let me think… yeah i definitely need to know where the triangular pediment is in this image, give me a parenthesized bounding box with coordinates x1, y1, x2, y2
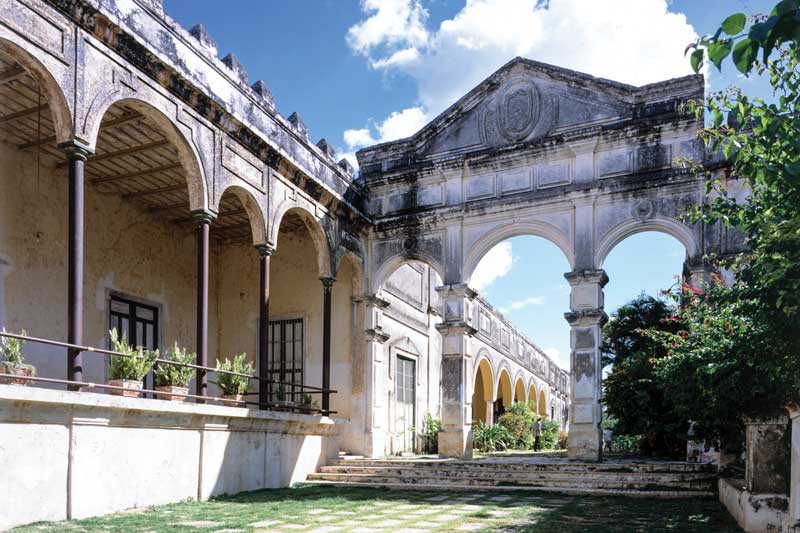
(410, 58, 651, 159)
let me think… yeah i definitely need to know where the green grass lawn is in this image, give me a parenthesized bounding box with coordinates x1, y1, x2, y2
(13, 485, 741, 532)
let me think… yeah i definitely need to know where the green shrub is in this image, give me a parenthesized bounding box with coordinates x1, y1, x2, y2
(214, 353, 254, 395)
(0, 328, 35, 374)
(421, 413, 442, 454)
(558, 430, 569, 450)
(153, 342, 195, 388)
(497, 401, 537, 449)
(473, 421, 513, 452)
(540, 419, 561, 450)
(108, 328, 156, 381)
(611, 434, 642, 454)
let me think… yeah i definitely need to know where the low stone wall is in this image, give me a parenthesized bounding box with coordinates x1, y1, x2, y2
(719, 478, 789, 532)
(0, 385, 340, 530)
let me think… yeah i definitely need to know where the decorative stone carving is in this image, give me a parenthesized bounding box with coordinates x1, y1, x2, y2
(480, 77, 557, 149)
(632, 199, 655, 221)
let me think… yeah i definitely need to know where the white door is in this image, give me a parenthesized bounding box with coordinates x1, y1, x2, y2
(395, 356, 416, 453)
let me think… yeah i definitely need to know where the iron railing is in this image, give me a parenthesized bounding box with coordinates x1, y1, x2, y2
(0, 331, 336, 415)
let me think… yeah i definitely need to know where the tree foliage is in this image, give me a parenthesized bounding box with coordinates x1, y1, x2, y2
(601, 295, 688, 457)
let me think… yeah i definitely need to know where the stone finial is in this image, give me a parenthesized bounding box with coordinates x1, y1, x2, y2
(288, 112, 308, 138)
(338, 157, 355, 177)
(251, 80, 275, 110)
(316, 139, 336, 159)
(189, 24, 218, 55)
(222, 53, 248, 85)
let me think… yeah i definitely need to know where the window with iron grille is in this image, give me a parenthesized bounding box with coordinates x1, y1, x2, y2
(108, 294, 159, 394)
(267, 318, 304, 402)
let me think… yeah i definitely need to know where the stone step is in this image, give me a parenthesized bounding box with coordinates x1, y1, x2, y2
(333, 459, 716, 474)
(318, 465, 716, 483)
(306, 472, 714, 491)
(298, 480, 717, 499)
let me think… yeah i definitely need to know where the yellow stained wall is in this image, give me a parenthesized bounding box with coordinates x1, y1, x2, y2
(0, 142, 209, 385)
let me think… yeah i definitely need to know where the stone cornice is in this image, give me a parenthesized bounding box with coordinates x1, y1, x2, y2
(435, 321, 477, 337)
(564, 308, 608, 327)
(564, 269, 609, 287)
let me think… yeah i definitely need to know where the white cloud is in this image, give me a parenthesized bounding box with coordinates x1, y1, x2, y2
(344, 0, 699, 154)
(469, 241, 513, 292)
(499, 295, 545, 314)
(544, 347, 569, 370)
(341, 106, 430, 166)
(346, 0, 429, 68)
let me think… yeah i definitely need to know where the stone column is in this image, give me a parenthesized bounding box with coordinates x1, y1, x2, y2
(59, 142, 91, 388)
(256, 244, 274, 409)
(321, 277, 336, 414)
(193, 210, 214, 400)
(787, 404, 800, 531)
(363, 295, 390, 457)
(435, 283, 477, 458)
(485, 400, 494, 426)
(744, 416, 791, 494)
(564, 269, 608, 462)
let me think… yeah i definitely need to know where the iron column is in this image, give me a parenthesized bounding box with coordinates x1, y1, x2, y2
(321, 277, 336, 414)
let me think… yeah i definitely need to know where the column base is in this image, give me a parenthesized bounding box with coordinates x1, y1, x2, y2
(567, 424, 602, 462)
(438, 426, 473, 459)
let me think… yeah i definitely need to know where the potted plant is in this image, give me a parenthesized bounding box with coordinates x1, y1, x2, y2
(0, 329, 35, 386)
(299, 392, 317, 412)
(274, 383, 292, 411)
(108, 328, 156, 397)
(153, 342, 195, 401)
(214, 353, 253, 407)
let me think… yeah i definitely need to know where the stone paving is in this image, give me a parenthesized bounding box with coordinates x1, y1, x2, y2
(12, 485, 741, 532)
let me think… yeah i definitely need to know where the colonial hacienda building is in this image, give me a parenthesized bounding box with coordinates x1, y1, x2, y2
(0, 0, 748, 529)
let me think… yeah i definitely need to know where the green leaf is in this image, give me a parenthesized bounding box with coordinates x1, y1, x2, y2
(690, 49, 704, 73)
(749, 16, 778, 43)
(732, 38, 758, 74)
(785, 162, 800, 177)
(720, 13, 747, 35)
(707, 39, 733, 70)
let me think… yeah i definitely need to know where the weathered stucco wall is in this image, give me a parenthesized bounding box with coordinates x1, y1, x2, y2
(0, 384, 340, 531)
(0, 142, 206, 384)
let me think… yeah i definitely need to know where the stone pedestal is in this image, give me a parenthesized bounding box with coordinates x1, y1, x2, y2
(564, 269, 607, 462)
(745, 416, 790, 494)
(435, 284, 477, 458)
(787, 405, 800, 532)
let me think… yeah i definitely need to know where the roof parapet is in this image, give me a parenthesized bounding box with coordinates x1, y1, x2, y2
(222, 53, 248, 85)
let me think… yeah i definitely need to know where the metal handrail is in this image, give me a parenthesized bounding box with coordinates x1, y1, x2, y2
(0, 331, 335, 393)
(0, 331, 336, 412)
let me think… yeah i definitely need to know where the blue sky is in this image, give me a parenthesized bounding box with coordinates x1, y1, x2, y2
(163, 0, 776, 370)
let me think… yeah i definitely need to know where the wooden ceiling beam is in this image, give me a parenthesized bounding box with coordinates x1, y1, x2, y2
(0, 104, 48, 125)
(122, 182, 186, 198)
(90, 162, 182, 185)
(58, 139, 170, 168)
(0, 65, 25, 84)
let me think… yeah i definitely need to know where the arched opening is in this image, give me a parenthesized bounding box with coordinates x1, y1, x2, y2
(0, 42, 73, 381)
(538, 389, 547, 418)
(527, 384, 537, 411)
(471, 357, 495, 425)
(514, 376, 525, 404)
(467, 234, 572, 426)
(366, 257, 443, 456)
(496, 367, 513, 418)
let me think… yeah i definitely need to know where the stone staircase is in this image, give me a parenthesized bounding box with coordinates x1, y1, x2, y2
(304, 457, 718, 498)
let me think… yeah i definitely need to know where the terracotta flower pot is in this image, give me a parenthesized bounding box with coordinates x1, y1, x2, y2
(108, 379, 143, 397)
(156, 385, 188, 402)
(222, 394, 245, 407)
(0, 363, 34, 386)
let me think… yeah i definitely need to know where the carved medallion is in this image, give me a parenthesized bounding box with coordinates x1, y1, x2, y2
(632, 199, 655, 221)
(480, 76, 557, 149)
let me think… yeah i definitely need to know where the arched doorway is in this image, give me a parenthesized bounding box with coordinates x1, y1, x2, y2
(472, 357, 495, 425)
(538, 389, 547, 418)
(496, 368, 513, 419)
(514, 376, 525, 404)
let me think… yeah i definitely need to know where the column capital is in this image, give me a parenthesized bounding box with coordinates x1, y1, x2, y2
(353, 293, 390, 309)
(57, 140, 93, 161)
(564, 269, 608, 287)
(255, 243, 276, 257)
(435, 282, 478, 300)
(435, 321, 477, 337)
(365, 328, 390, 344)
(320, 276, 337, 289)
(191, 209, 216, 224)
(564, 308, 608, 326)
(787, 402, 800, 420)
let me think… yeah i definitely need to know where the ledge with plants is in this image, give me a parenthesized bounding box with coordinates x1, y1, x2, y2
(0, 328, 36, 386)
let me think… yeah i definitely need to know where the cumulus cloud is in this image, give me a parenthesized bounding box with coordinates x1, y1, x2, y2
(469, 241, 513, 292)
(544, 347, 569, 370)
(343, 0, 699, 159)
(499, 295, 546, 314)
(341, 106, 430, 167)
